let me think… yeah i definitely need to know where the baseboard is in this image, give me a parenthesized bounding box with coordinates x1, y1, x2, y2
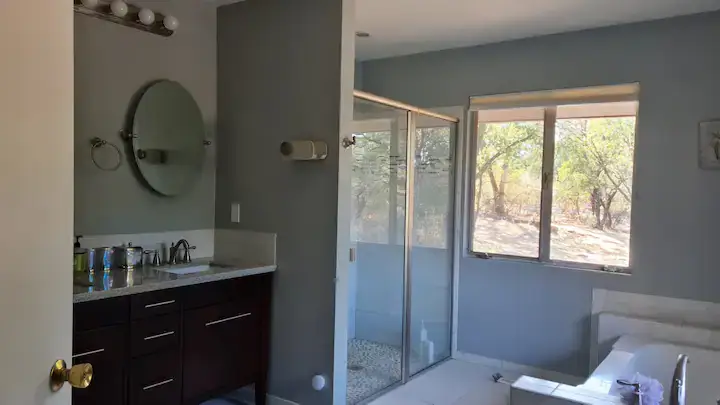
(225, 387, 300, 405)
(453, 351, 585, 386)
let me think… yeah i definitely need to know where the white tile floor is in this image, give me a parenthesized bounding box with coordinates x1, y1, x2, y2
(368, 359, 514, 405)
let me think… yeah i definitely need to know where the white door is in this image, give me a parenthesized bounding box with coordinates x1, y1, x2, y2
(0, 1, 74, 404)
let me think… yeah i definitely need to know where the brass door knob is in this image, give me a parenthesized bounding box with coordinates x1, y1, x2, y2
(49, 359, 93, 392)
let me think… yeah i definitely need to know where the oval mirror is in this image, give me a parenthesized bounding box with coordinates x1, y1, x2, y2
(127, 80, 206, 196)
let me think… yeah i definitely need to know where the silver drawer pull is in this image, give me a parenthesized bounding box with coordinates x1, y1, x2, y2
(71, 348, 105, 359)
(205, 312, 251, 327)
(142, 378, 174, 391)
(143, 331, 175, 341)
(144, 300, 175, 308)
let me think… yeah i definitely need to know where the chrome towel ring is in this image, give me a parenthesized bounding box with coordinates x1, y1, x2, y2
(90, 137, 122, 171)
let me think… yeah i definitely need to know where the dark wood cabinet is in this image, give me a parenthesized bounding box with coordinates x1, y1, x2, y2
(183, 301, 260, 404)
(72, 272, 273, 405)
(130, 313, 181, 358)
(129, 349, 182, 405)
(72, 324, 127, 405)
(130, 288, 182, 320)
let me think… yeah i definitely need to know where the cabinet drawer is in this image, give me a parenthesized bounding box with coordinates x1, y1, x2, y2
(181, 278, 236, 309)
(72, 325, 127, 405)
(74, 295, 129, 332)
(131, 288, 181, 320)
(182, 274, 266, 310)
(131, 313, 180, 358)
(130, 349, 181, 405)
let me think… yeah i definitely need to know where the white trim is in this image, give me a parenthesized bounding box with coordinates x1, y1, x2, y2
(454, 351, 585, 387)
(466, 94, 638, 272)
(333, 7, 356, 403)
(450, 105, 470, 358)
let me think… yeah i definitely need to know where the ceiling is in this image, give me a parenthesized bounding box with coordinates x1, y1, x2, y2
(355, 0, 720, 60)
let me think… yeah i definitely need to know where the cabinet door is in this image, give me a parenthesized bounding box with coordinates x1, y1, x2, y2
(182, 301, 259, 404)
(72, 325, 127, 405)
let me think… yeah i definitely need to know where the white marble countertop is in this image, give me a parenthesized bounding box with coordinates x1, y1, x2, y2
(73, 258, 276, 303)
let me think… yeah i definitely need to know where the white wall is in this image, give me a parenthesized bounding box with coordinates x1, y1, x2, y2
(0, 0, 74, 403)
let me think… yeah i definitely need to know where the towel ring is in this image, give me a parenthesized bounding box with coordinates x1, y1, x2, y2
(90, 137, 122, 171)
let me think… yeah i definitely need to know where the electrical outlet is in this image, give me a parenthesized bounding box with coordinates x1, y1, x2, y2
(231, 202, 241, 223)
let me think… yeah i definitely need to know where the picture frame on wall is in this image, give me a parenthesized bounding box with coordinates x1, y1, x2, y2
(699, 120, 720, 169)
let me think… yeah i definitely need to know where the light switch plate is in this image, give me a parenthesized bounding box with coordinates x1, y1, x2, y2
(231, 202, 241, 223)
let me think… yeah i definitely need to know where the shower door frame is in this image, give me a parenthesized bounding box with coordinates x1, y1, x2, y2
(352, 90, 460, 399)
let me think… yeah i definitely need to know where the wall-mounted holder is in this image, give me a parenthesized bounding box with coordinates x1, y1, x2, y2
(280, 140, 328, 161)
(90, 137, 122, 171)
(73, 0, 178, 37)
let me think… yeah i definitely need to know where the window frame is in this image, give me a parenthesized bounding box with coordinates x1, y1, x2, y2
(465, 87, 639, 274)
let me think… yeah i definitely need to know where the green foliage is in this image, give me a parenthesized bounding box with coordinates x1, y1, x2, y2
(475, 121, 543, 217)
(475, 116, 635, 230)
(351, 131, 395, 243)
(351, 125, 453, 247)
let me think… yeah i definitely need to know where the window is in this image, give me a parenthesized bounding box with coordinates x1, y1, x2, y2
(468, 84, 638, 272)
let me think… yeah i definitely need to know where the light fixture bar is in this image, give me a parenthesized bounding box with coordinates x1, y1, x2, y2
(73, 0, 178, 37)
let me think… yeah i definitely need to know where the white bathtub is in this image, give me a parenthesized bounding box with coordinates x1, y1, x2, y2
(581, 336, 720, 405)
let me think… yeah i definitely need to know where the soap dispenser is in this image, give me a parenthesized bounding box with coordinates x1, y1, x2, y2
(73, 235, 89, 272)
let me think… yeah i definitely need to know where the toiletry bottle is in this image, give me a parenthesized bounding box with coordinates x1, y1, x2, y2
(420, 320, 430, 365)
(73, 235, 89, 272)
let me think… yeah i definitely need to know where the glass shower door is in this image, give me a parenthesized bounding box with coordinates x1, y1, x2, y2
(408, 113, 455, 375)
(348, 97, 407, 404)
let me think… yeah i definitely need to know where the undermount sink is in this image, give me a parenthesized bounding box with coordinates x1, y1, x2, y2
(158, 264, 211, 275)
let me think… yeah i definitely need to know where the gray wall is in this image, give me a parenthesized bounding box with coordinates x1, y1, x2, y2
(360, 12, 720, 377)
(74, 0, 217, 235)
(216, 0, 354, 403)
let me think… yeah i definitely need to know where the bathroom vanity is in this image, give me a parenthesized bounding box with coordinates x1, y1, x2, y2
(70, 48, 279, 404)
(72, 263, 274, 405)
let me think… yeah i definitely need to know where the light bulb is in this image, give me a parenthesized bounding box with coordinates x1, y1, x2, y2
(163, 15, 179, 31)
(110, 0, 128, 18)
(138, 8, 155, 25)
(80, 0, 99, 9)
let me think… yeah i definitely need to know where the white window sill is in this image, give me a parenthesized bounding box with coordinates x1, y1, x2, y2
(465, 252, 632, 276)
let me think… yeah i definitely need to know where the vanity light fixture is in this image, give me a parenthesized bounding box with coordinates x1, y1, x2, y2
(163, 15, 179, 31)
(73, 0, 177, 37)
(109, 0, 128, 17)
(138, 8, 155, 25)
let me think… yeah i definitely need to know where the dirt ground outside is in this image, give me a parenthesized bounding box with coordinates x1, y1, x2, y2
(472, 216, 630, 268)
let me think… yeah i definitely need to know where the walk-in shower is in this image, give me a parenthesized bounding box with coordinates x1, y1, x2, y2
(347, 90, 458, 404)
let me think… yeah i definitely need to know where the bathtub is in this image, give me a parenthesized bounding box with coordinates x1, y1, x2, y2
(581, 336, 720, 404)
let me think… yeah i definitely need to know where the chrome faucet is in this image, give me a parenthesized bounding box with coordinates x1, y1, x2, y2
(169, 239, 196, 265)
(616, 380, 643, 405)
(670, 354, 688, 405)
